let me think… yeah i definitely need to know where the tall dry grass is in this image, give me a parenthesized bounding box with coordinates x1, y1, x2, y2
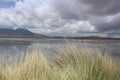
(0, 45, 120, 80)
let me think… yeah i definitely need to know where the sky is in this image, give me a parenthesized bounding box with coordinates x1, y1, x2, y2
(0, 0, 120, 37)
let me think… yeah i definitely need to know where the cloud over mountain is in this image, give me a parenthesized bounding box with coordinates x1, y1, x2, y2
(0, 0, 120, 36)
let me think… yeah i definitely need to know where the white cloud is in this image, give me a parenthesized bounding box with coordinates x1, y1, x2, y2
(0, 0, 119, 36)
(56, 21, 95, 33)
(0, 0, 95, 34)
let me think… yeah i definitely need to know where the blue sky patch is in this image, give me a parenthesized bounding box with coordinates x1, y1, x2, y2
(0, 1, 15, 8)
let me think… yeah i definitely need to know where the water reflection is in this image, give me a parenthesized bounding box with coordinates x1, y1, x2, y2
(0, 38, 120, 59)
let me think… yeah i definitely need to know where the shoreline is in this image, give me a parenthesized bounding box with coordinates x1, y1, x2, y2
(0, 37, 120, 40)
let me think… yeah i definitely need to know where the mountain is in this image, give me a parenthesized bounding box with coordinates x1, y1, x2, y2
(0, 28, 35, 35)
(0, 28, 48, 38)
(0, 28, 119, 40)
(15, 28, 35, 35)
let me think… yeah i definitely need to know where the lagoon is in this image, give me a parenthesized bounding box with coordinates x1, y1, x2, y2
(0, 38, 120, 59)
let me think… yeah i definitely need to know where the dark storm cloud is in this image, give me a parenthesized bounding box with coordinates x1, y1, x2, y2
(79, 0, 115, 16)
(49, 0, 120, 33)
(91, 13, 120, 32)
(80, 0, 120, 16)
(49, 0, 89, 20)
(51, 0, 120, 18)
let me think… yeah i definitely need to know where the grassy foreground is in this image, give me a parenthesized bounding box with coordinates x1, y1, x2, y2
(0, 45, 120, 80)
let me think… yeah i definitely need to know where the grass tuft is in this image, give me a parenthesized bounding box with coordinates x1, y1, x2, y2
(0, 45, 120, 80)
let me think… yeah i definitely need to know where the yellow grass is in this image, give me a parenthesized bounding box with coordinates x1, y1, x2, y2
(0, 44, 120, 80)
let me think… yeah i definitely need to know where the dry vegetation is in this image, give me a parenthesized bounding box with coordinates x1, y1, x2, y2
(0, 44, 120, 80)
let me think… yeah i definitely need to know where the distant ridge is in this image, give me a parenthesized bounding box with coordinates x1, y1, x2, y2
(0, 28, 120, 40)
(0, 28, 34, 35)
(0, 28, 48, 38)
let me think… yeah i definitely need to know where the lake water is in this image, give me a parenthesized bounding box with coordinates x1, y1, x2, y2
(0, 38, 120, 59)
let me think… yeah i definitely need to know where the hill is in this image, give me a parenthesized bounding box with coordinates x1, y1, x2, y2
(0, 28, 119, 40)
(0, 28, 48, 38)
